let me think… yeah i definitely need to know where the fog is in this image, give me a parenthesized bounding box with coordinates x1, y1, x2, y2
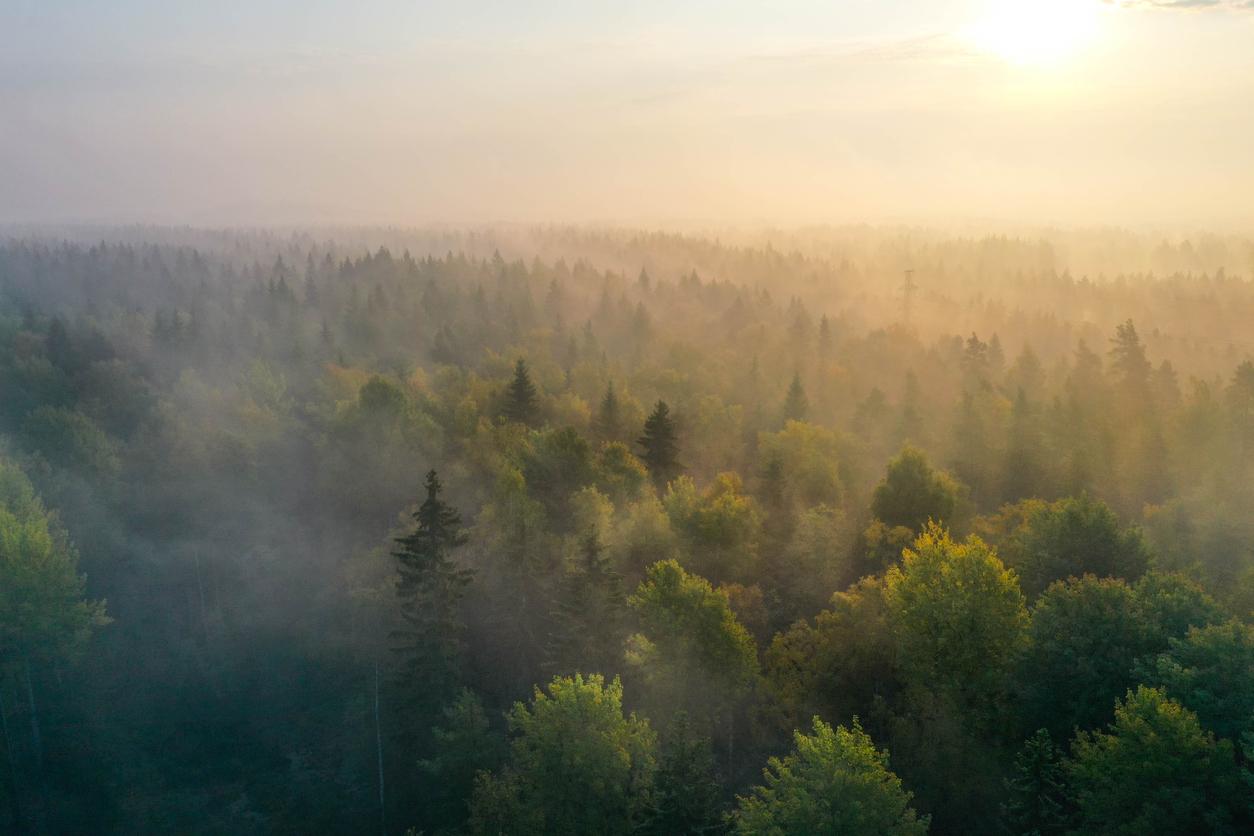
(4, 1, 1253, 229)
(3, 3, 1254, 835)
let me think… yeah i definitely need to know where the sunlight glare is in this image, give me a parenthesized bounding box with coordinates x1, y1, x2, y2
(964, 0, 1102, 67)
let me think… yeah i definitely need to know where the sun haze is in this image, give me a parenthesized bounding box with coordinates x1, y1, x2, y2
(2, 1, 1252, 228)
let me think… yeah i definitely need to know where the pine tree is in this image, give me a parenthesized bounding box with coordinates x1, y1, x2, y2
(547, 529, 627, 676)
(1002, 729, 1070, 836)
(593, 380, 622, 442)
(646, 714, 726, 835)
(817, 315, 832, 357)
(503, 358, 540, 426)
(782, 372, 808, 423)
(392, 470, 473, 704)
(1109, 319, 1151, 402)
(639, 400, 681, 491)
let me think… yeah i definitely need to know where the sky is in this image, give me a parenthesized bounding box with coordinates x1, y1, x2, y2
(2, 0, 1253, 229)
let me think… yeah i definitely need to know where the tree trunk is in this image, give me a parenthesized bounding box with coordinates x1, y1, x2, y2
(22, 660, 41, 775)
(374, 660, 386, 836)
(0, 683, 24, 831)
(22, 657, 47, 832)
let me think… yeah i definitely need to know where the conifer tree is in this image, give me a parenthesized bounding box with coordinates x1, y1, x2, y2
(639, 400, 681, 491)
(547, 528, 627, 676)
(1003, 729, 1070, 836)
(392, 470, 472, 703)
(503, 358, 540, 426)
(782, 372, 808, 423)
(593, 380, 622, 442)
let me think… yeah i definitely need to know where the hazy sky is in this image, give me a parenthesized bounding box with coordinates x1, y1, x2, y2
(3, 1, 1252, 228)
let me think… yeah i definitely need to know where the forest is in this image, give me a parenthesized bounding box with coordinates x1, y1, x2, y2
(0, 224, 1252, 835)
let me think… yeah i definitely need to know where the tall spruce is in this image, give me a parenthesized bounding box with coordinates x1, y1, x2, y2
(1002, 729, 1070, 836)
(503, 358, 540, 426)
(593, 380, 622, 442)
(639, 400, 681, 491)
(392, 470, 472, 703)
(547, 529, 627, 676)
(782, 372, 809, 423)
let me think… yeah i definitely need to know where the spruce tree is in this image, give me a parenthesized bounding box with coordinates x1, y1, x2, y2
(782, 372, 808, 423)
(593, 380, 622, 442)
(392, 470, 473, 704)
(503, 358, 540, 426)
(1003, 729, 1070, 836)
(639, 400, 681, 491)
(547, 529, 627, 676)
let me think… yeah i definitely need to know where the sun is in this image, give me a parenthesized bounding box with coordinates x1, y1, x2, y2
(963, 0, 1102, 67)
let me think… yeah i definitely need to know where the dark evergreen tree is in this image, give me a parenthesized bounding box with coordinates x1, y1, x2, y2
(639, 400, 681, 491)
(547, 529, 627, 676)
(646, 714, 727, 835)
(593, 380, 622, 442)
(392, 470, 473, 705)
(503, 357, 540, 426)
(1002, 729, 1070, 836)
(782, 372, 808, 423)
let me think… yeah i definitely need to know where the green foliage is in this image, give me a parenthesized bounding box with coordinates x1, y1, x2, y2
(593, 380, 622, 442)
(593, 441, 648, 504)
(764, 576, 897, 734)
(628, 560, 758, 722)
(1141, 620, 1254, 744)
(1002, 729, 1070, 836)
(468, 674, 657, 836)
(546, 528, 628, 677)
(0, 457, 109, 664)
(645, 714, 728, 835)
(1066, 686, 1243, 835)
(392, 470, 472, 704)
(734, 717, 928, 836)
(871, 446, 960, 532)
(664, 473, 762, 582)
(418, 689, 506, 833)
(503, 358, 540, 427)
(21, 406, 119, 475)
(638, 400, 681, 491)
(782, 372, 808, 423)
(884, 524, 1027, 713)
(1014, 575, 1154, 739)
(984, 494, 1151, 598)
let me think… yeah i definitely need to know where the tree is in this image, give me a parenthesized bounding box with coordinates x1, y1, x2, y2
(503, 358, 540, 426)
(884, 524, 1026, 713)
(764, 576, 898, 735)
(418, 689, 506, 834)
(1066, 687, 1242, 835)
(663, 473, 762, 583)
(639, 400, 681, 491)
(0, 457, 109, 825)
(1013, 575, 1155, 740)
(1002, 388, 1047, 504)
(1108, 319, 1152, 407)
(593, 380, 622, 442)
(1015, 572, 1225, 741)
(468, 674, 657, 836)
(871, 446, 960, 532)
(645, 714, 727, 836)
(546, 528, 628, 677)
(734, 717, 928, 836)
(627, 560, 758, 748)
(1141, 620, 1254, 744)
(782, 372, 808, 423)
(1002, 729, 1070, 836)
(986, 494, 1151, 599)
(392, 470, 472, 705)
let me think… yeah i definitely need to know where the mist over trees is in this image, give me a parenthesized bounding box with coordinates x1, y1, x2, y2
(0, 225, 1252, 833)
